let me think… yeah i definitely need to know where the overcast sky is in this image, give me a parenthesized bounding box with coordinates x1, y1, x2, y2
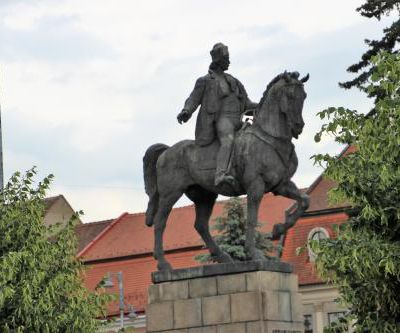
(0, 0, 387, 222)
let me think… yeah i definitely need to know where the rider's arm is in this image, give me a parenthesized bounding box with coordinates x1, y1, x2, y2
(182, 77, 206, 115)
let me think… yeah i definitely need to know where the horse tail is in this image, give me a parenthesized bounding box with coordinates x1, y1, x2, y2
(143, 143, 169, 227)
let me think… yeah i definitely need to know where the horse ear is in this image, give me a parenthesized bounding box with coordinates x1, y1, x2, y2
(300, 73, 310, 83)
(283, 71, 290, 83)
(292, 72, 300, 79)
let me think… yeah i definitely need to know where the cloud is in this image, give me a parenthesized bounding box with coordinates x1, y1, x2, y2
(0, 15, 115, 62)
(0, 0, 385, 221)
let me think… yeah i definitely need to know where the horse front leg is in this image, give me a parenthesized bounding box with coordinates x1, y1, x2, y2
(270, 181, 310, 240)
(245, 178, 265, 261)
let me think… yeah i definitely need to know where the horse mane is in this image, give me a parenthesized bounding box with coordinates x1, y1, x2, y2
(256, 71, 299, 114)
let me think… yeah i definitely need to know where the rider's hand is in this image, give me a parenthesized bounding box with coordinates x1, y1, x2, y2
(177, 110, 191, 124)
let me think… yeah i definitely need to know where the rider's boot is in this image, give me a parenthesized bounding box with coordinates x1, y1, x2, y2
(214, 140, 236, 186)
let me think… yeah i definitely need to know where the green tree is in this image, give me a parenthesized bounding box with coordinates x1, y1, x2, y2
(340, 1, 400, 101)
(195, 197, 274, 263)
(0, 168, 113, 332)
(311, 52, 400, 332)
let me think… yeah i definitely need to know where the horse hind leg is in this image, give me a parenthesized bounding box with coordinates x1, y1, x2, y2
(270, 180, 310, 240)
(153, 191, 183, 271)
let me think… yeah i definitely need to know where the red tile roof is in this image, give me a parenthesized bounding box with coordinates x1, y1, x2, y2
(84, 249, 206, 314)
(305, 176, 347, 212)
(281, 212, 348, 285)
(78, 193, 297, 261)
(75, 219, 113, 252)
(303, 144, 356, 213)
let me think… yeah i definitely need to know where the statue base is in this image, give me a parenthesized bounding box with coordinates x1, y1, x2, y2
(146, 261, 304, 333)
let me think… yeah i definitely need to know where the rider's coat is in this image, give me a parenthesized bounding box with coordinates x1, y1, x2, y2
(183, 70, 255, 146)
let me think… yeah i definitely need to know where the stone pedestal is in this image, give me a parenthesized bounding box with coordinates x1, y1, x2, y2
(146, 261, 304, 333)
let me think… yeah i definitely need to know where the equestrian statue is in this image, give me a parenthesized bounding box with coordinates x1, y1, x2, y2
(143, 43, 310, 271)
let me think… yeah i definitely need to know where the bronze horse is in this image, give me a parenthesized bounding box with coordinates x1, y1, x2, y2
(143, 71, 310, 271)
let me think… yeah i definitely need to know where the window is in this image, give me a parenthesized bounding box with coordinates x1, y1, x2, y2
(328, 311, 346, 325)
(307, 227, 330, 261)
(304, 314, 313, 333)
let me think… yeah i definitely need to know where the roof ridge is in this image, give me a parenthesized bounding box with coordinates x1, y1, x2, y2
(44, 194, 62, 200)
(82, 218, 114, 226)
(77, 212, 129, 258)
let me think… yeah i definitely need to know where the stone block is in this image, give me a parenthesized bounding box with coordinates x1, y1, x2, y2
(174, 298, 202, 329)
(146, 301, 174, 332)
(162, 330, 188, 333)
(262, 291, 279, 321)
(290, 292, 303, 322)
(217, 274, 246, 294)
(189, 277, 217, 298)
(159, 280, 189, 301)
(264, 320, 304, 333)
(247, 271, 298, 293)
(231, 292, 261, 322)
(246, 271, 278, 292)
(217, 323, 246, 333)
(246, 321, 264, 333)
(148, 284, 160, 304)
(280, 273, 298, 291)
(263, 291, 292, 322)
(278, 291, 291, 322)
(202, 295, 231, 325)
(152, 260, 292, 284)
(188, 327, 217, 333)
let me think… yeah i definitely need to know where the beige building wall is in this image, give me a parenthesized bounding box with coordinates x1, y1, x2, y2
(300, 284, 347, 333)
(43, 195, 81, 227)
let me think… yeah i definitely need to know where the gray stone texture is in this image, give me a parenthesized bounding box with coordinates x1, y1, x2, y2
(217, 323, 246, 333)
(189, 277, 217, 298)
(246, 321, 264, 333)
(246, 271, 297, 292)
(202, 295, 231, 325)
(264, 320, 304, 333)
(160, 280, 189, 301)
(146, 301, 174, 332)
(152, 260, 292, 284)
(217, 274, 246, 295)
(290, 292, 304, 323)
(146, 270, 303, 333)
(231, 292, 261, 322)
(174, 298, 202, 329)
(188, 327, 217, 333)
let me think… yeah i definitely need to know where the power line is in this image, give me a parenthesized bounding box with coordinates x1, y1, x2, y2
(57, 184, 143, 191)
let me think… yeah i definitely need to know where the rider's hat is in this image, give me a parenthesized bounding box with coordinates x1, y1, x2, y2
(210, 43, 228, 61)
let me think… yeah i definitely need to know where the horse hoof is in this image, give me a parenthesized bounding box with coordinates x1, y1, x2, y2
(215, 252, 234, 264)
(158, 261, 173, 271)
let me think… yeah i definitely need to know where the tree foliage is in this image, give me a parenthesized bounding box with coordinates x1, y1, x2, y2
(195, 197, 274, 263)
(312, 52, 400, 332)
(0, 168, 112, 332)
(340, 0, 400, 100)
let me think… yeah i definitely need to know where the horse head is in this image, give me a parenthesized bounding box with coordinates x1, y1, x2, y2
(255, 71, 309, 140)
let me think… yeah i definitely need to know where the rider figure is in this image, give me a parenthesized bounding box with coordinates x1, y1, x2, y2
(177, 43, 257, 186)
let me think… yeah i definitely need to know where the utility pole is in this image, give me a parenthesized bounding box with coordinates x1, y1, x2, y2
(0, 70, 4, 190)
